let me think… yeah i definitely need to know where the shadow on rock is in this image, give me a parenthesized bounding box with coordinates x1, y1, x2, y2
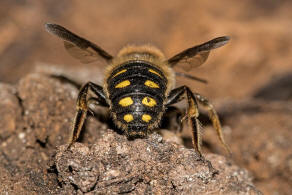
(253, 72, 292, 101)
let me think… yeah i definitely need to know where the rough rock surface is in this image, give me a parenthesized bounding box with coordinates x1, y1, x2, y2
(218, 99, 292, 195)
(0, 73, 262, 194)
(55, 131, 260, 194)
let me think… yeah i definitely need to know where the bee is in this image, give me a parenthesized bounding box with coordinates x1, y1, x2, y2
(45, 23, 231, 156)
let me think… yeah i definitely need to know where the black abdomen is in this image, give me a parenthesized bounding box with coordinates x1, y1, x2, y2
(106, 61, 167, 137)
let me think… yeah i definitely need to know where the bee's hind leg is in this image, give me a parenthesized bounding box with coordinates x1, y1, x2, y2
(193, 93, 231, 155)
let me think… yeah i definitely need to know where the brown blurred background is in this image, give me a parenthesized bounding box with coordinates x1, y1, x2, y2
(1, 0, 292, 99)
(1, 0, 292, 194)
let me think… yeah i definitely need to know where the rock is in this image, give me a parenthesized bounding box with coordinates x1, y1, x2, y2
(204, 99, 292, 194)
(0, 73, 262, 194)
(55, 130, 261, 194)
(0, 83, 22, 140)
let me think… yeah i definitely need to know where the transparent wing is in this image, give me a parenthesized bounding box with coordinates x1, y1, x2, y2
(45, 23, 113, 63)
(168, 36, 230, 71)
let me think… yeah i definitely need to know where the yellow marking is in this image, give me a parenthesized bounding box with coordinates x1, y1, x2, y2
(149, 69, 162, 78)
(142, 114, 152, 123)
(112, 69, 127, 78)
(123, 114, 134, 122)
(119, 97, 133, 107)
(142, 97, 157, 107)
(115, 80, 130, 88)
(144, 80, 159, 88)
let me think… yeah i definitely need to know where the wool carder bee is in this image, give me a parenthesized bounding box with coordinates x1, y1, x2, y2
(45, 23, 231, 156)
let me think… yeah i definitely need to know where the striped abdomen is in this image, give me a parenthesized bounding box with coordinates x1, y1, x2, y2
(106, 61, 167, 137)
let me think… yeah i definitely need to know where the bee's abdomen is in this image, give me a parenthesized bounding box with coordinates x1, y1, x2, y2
(106, 61, 167, 135)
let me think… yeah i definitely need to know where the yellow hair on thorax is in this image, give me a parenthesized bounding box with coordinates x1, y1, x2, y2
(117, 45, 165, 60)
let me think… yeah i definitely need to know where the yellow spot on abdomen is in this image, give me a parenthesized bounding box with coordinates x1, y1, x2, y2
(112, 69, 127, 78)
(123, 114, 134, 122)
(115, 80, 130, 88)
(142, 114, 152, 123)
(119, 97, 133, 107)
(144, 80, 159, 88)
(149, 69, 162, 78)
(142, 97, 157, 107)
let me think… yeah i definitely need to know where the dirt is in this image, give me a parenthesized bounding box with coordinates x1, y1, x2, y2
(0, 1, 292, 194)
(55, 132, 260, 194)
